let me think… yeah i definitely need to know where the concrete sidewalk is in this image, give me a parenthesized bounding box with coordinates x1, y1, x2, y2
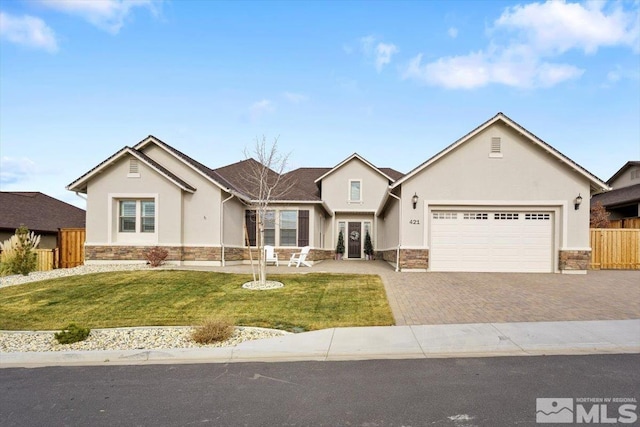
(2, 319, 638, 368)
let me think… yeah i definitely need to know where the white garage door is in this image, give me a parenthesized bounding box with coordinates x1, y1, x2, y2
(430, 210, 553, 273)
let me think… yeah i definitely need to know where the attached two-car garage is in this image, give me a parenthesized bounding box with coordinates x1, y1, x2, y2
(429, 210, 554, 273)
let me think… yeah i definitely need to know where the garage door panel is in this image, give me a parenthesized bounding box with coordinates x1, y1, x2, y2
(430, 209, 553, 273)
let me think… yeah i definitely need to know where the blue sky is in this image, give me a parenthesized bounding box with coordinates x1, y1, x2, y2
(1, 0, 639, 209)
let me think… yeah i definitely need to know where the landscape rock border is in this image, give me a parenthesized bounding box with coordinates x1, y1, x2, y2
(241, 280, 284, 290)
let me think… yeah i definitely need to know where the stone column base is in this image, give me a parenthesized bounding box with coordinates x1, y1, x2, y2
(559, 249, 590, 272)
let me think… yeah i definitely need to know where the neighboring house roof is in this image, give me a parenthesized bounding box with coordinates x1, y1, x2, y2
(606, 161, 640, 187)
(67, 146, 197, 193)
(0, 192, 85, 233)
(314, 153, 401, 184)
(391, 112, 610, 192)
(591, 183, 640, 208)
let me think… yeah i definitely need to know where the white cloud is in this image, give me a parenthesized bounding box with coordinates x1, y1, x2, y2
(38, 0, 160, 34)
(403, 51, 583, 89)
(495, 0, 639, 54)
(358, 35, 398, 72)
(403, 0, 639, 89)
(283, 92, 307, 104)
(0, 12, 58, 52)
(375, 42, 398, 72)
(249, 99, 274, 121)
(0, 157, 38, 185)
(448, 27, 458, 39)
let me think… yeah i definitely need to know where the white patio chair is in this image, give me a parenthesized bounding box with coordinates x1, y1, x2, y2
(287, 246, 312, 268)
(264, 245, 279, 266)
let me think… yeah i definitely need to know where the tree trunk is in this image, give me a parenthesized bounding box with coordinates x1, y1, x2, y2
(258, 213, 266, 285)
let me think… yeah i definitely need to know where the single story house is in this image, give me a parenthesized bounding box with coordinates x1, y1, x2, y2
(0, 192, 86, 249)
(591, 161, 640, 221)
(67, 112, 609, 273)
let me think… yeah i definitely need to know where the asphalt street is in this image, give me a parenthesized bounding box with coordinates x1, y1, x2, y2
(1, 354, 639, 426)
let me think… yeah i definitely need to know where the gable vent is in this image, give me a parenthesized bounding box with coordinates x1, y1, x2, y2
(491, 137, 501, 153)
(128, 159, 140, 177)
(489, 137, 503, 158)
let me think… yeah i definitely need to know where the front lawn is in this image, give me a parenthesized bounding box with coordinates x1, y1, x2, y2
(0, 270, 394, 331)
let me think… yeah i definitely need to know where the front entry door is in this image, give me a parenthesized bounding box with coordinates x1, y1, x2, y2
(347, 222, 361, 259)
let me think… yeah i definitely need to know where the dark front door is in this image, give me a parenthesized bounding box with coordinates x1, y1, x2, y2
(347, 222, 361, 259)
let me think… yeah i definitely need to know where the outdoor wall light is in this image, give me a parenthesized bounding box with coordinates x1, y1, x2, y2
(574, 193, 583, 210)
(412, 193, 419, 209)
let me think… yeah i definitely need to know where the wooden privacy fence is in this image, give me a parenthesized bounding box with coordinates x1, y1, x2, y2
(590, 228, 640, 270)
(0, 249, 56, 271)
(58, 228, 86, 268)
(609, 218, 640, 229)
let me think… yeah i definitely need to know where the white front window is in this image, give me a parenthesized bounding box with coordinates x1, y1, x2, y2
(279, 210, 297, 246)
(118, 199, 155, 234)
(264, 210, 275, 246)
(349, 180, 362, 202)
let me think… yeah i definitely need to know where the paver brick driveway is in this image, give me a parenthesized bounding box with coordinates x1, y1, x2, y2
(379, 268, 640, 325)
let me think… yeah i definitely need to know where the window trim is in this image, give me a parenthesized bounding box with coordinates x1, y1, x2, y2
(279, 210, 298, 247)
(245, 208, 309, 248)
(348, 179, 362, 203)
(108, 193, 158, 244)
(263, 210, 276, 246)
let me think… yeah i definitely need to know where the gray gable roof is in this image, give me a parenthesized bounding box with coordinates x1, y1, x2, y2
(391, 112, 609, 192)
(0, 192, 85, 233)
(591, 183, 640, 208)
(67, 146, 197, 193)
(69, 135, 404, 203)
(606, 161, 640, 186)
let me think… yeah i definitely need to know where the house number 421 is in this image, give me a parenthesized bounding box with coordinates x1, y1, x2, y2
(409, 219, 420, 225)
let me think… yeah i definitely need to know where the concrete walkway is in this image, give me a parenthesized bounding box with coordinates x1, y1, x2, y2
(2, 319, 638, 368)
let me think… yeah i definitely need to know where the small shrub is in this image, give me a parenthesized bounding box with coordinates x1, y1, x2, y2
(144, 246, 169, 267)
(0, 226, 40, 276)
(54, 324, 91, 344)
(191, 318, 234, 344)
(336, 231, 345, 258)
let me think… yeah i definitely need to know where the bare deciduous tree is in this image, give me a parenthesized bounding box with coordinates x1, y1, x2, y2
(590, 201, 610, 228)
(242, 136, 294, 285)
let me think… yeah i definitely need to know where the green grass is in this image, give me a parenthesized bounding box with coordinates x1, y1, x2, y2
(0, 270, 395, 331)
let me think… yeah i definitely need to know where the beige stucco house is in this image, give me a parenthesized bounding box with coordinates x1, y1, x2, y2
(67, 112, 609, 273)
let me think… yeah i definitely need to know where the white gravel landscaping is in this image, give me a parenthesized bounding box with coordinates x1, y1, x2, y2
(0, 264, 290, 353)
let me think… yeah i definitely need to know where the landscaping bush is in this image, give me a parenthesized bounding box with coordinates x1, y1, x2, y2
(336, 231, 345, 259)
(191, 318, 234, 344)
(144, 246, 169, 267)
(54, 323, 91, 344)
(364, 231, 374, 259)
(0, 226, 40, 276)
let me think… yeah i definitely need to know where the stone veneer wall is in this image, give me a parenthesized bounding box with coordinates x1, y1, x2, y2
(86, 245, 334, 264)
(377, 249, 397, 265)
(86, 246, 221, 262)
(399, 249, 429, 270)
(559, 249, 590, 271)
(223, 246, 245, 262)
(376, 248, 429, 270)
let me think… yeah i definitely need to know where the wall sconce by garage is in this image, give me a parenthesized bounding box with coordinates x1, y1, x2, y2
(412, 193, 419, 209)
(574, 193, 583, 210)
